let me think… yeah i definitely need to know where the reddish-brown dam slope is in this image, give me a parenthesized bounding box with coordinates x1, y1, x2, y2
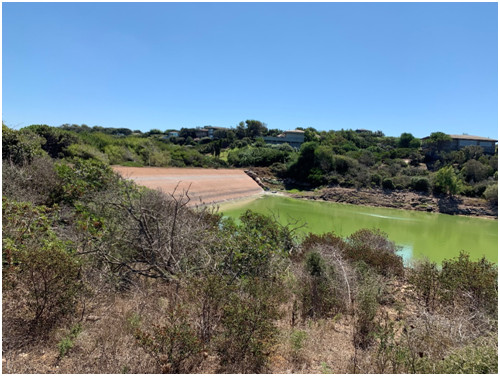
(112, 166, 263, 206)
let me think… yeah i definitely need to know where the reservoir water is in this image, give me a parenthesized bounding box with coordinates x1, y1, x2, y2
(218, 195, 498, 265)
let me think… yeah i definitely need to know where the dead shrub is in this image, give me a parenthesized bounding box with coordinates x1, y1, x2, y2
(135, 304, 202, 373)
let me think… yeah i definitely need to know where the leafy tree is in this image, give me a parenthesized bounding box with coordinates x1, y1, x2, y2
(245, 120, 267, 139)
(433, 166, 462, 197)
(398, 133, 415, 148)
(26, 124, 80, 158)
(461, 159, 490, 183)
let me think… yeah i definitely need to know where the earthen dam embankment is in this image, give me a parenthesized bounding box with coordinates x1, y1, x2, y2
(112, 166, 263, 206)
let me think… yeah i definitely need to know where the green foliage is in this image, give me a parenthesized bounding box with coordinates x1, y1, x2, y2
(2, 124, 47, 165)
(298, 251, 344, 320)
(3, 199, 82, 328)
(25, 124, 80, 159)
(302, 230, 403, 278)
(370, 173, 382, 187)
(347, 229, 404, 277)
(461, 159, 490, 183)
(216, 277, 281, 373)
(433, 166, 462, 196)
(218, 211, 294, 279)
(55, 158, 117, 204)
(434, 335, 497, 374)
(398, 133, 416, 148)
(483, 183, 498, 204)
(227, 145, 291, 167)
(290, 329, 307, 353)
(410, 176, 430, 193)
(57, 323, 82, 358)
(408, 259, 440, 310)
(440, 251, 497, 315)
(382, 178, 395, 190)
(354, 269, 381, 349)
(66, 143, 109, 163)
(409, 252, 497, 316)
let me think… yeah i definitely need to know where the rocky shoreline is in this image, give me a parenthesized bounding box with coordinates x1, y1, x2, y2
(288, 186, 497, 219)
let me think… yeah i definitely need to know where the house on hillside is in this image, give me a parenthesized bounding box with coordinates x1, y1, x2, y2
(203, 126, 228, 138)
(263, 129, 305, 148)
(194, 128, 210, 139)
(422, 134, 497, 154)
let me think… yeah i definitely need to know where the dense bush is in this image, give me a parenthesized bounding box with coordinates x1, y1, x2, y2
(3, 199, 83, 329)
(2, 125, 47, 165)
(382, 178, 395, 190)
(440, 252, 497, 315)
(227, 145, 291, 167)
(216, 277, 282, 373)
(297, 251, 347, 320)
(410, 176, 430, 193)
(483, 183, 498, 204)
(409, 252, 497, 316)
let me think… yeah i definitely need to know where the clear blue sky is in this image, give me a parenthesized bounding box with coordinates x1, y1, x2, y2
(3, 2, 498, 138)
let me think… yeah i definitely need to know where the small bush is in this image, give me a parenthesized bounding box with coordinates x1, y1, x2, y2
(408, 259, 440, 311)
(382, 178, 395, 190)
(439, 251, 497, 315)
(3, 199, 83, 329)
(347, 229, 404, 277)
(216, 278, 281, 373)
(57, 323, 82, 358)
(370, 173, 382, 187)
(354, 271, 381, 349)
(298, 251, 346, 320)
(483, 183, 498, 204)
(411, 177, 430, 193)
(434, 335, 498, 374)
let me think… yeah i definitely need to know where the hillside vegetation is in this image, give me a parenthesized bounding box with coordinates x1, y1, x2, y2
(4, 122, 497, 202)
(2, 123, 498, 373)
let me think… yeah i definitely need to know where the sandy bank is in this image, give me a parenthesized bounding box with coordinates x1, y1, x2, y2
(112, 166, 264, 206)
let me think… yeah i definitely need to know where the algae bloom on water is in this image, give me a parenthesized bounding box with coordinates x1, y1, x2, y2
(219, 195, 498, 265)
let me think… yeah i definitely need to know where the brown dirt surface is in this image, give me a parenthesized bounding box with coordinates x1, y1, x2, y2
(112, 166, 263, 206)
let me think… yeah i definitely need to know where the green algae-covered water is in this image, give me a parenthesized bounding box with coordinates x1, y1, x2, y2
(218, 195, 498, 265)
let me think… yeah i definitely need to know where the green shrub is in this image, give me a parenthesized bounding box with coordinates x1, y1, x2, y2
(439, 251, 497, 315)
(298, 251, 344, 320)
(434, 335, 497, 374)
(432, 166, 462, 197)
(55, 158, 118, 204)
(57, 323, 82, 358)
(382, 178, 395, 190)
(354, 271, 381, 349)
(3, 199, 83, 329)
(347, 229, 404, 277)
(218, 211, 294, 279)
(408, 259, 440, 310)
(66, 143, 109, 164)
(411, 177, 430, 193)
(370, 173, 382, 187)
(216, 278, 281, 373)
(2, 125, 47, 165)
(483, 183, 498, 204)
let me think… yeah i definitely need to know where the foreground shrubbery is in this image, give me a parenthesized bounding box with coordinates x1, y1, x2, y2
(2, 143, 498, 373)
